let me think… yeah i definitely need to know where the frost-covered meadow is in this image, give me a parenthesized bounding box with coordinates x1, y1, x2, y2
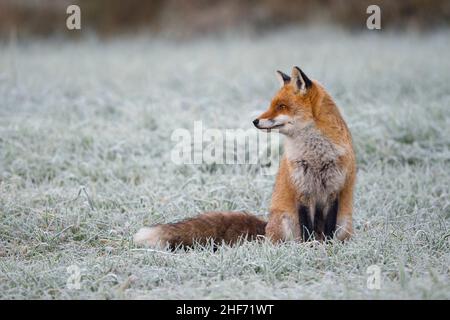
(0, 28, 449, 299)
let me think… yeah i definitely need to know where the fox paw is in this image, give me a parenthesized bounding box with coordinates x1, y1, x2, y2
(335, 217, 353, 241)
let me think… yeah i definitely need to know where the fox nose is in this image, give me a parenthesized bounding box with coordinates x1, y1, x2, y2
(253, 119, 259, 127)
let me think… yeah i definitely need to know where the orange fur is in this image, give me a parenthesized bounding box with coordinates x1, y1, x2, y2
(134, 67, 356, 248)
(258, 68, 356, 241)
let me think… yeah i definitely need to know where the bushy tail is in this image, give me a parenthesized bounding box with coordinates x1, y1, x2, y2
(134, 211, 267, 249)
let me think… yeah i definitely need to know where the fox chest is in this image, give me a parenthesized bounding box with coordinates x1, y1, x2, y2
(285, 130, 346, 202)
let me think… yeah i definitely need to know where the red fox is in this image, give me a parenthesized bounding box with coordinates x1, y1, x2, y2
(134, 66, 356, 248)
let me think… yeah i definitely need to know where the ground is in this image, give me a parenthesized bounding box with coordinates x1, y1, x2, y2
(0, 28, 449, 299)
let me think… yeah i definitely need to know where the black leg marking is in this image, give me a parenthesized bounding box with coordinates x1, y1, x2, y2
(314, 204, 325, 240)
(324, 198, 339, 239)
(299, 205, 313, 241)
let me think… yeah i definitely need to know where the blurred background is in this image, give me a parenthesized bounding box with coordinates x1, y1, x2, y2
(1, 0, 450, 39)
(1, 0, 450, 300)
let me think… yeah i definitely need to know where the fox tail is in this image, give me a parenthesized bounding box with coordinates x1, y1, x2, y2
(133, 211, 267, 249)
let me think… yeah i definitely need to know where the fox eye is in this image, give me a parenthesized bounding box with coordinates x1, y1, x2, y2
(276, 104, 287, 111)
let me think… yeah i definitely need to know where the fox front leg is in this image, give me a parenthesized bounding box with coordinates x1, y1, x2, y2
(265, 210, 300, 243)
(335, 176, 355, 241)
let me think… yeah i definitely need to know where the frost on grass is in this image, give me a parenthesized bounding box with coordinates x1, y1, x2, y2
(0, 29, 449, 299)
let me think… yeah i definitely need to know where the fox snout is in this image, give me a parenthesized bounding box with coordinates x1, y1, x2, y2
(253, 115, 290, 130)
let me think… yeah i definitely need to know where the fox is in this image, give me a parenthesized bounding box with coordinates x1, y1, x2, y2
(134, 66, 356, 248)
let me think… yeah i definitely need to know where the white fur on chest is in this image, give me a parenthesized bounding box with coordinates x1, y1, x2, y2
(285, 126, 346, 203)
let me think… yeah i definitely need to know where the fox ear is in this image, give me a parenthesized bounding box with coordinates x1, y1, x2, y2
(290, 66, 312, 93)
(275, 70, 291, 88)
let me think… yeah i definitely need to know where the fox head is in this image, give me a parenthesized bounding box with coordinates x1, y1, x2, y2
(253, 66, 319, 136)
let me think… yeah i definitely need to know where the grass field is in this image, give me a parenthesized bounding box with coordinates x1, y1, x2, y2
(0, 28, 449, 299)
